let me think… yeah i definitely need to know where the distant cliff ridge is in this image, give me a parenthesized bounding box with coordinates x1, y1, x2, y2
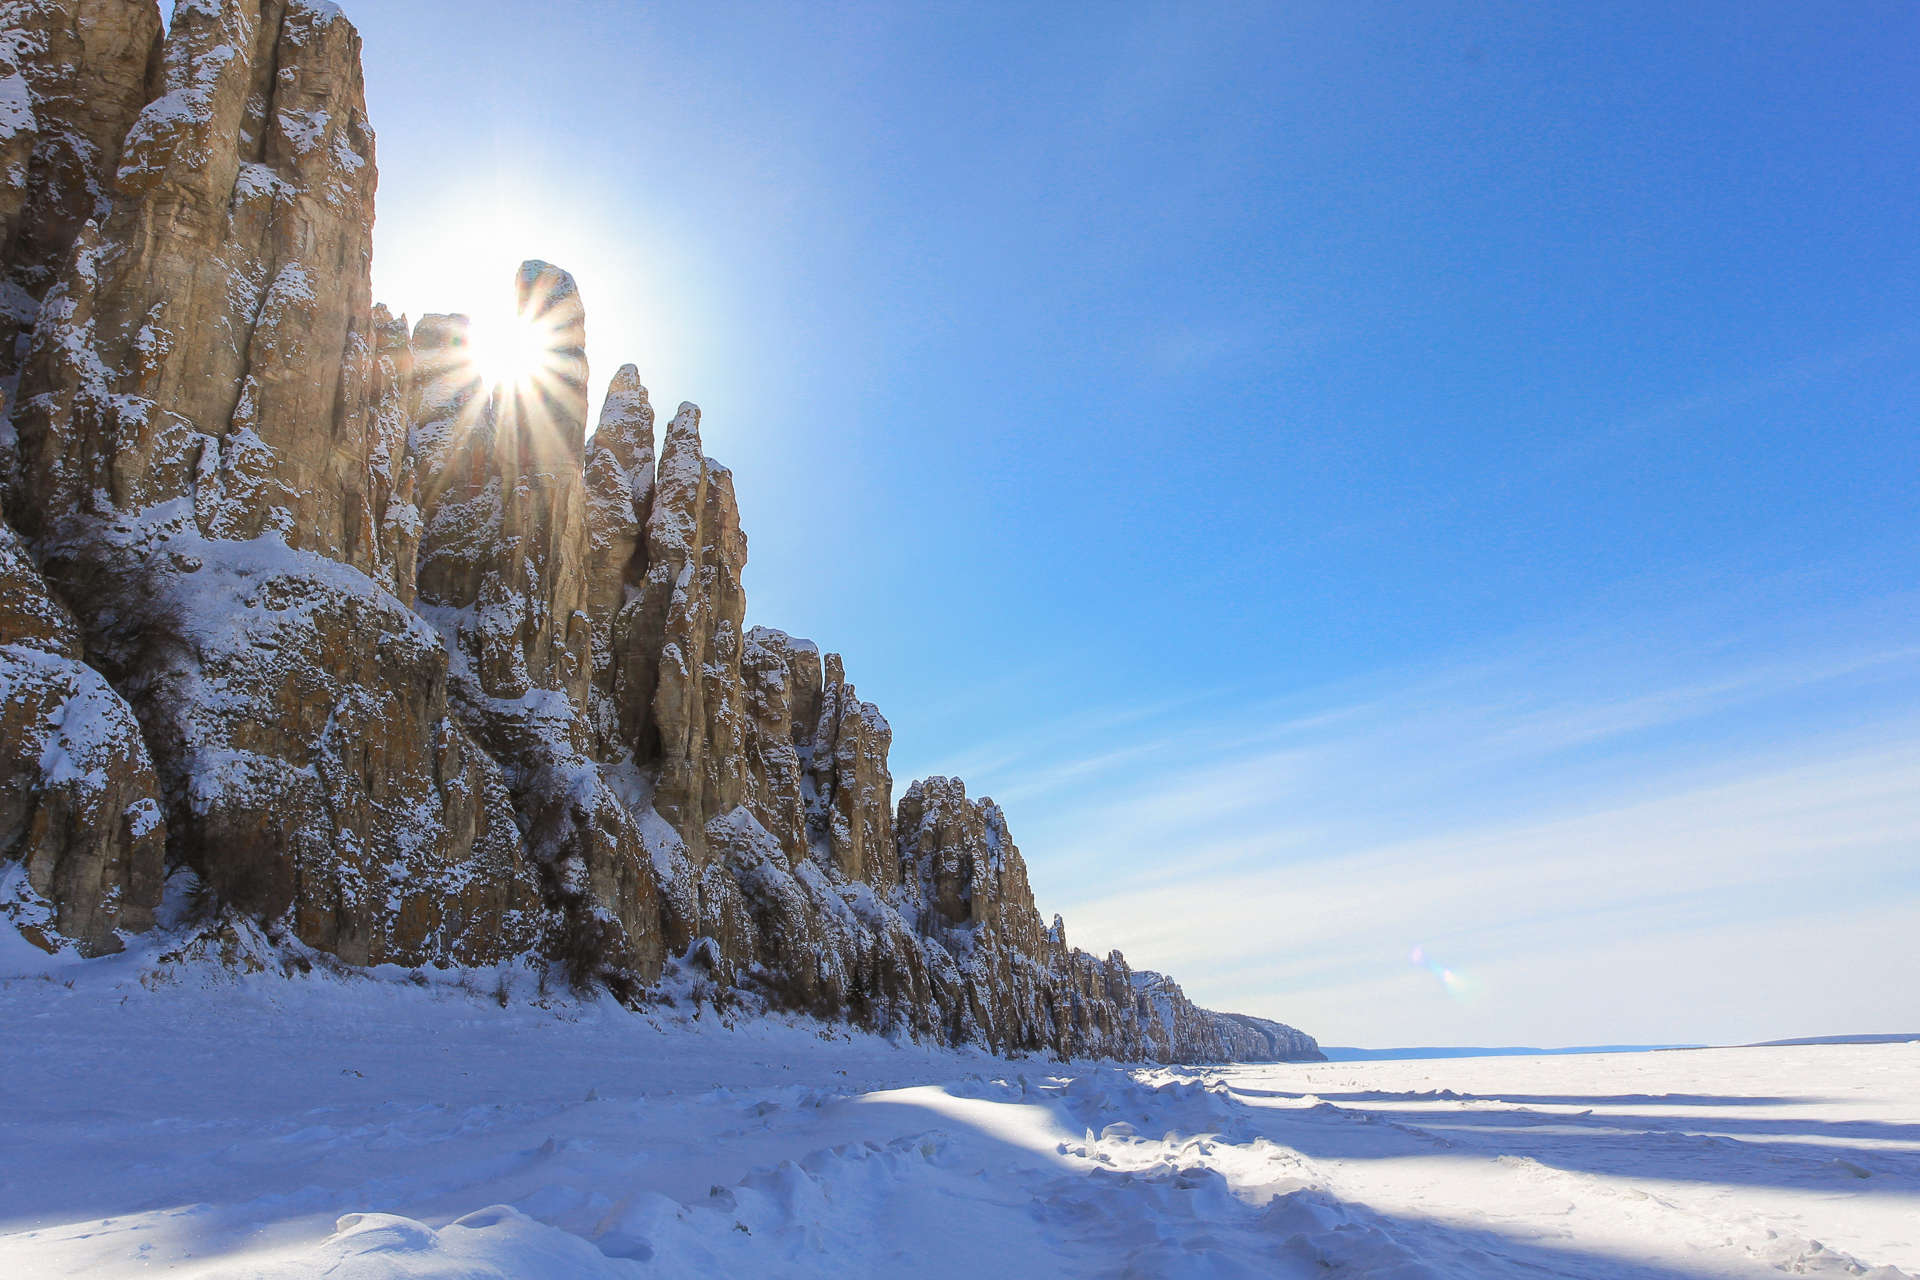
(0, 0, 1320, 1065)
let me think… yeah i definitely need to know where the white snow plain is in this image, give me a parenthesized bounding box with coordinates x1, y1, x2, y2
(1, 942, 1915, 1278)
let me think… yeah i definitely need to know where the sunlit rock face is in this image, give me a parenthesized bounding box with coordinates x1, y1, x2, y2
(0, 0, 164, 422)
(582, 363, 654, 738)
(411, 264, 664, 984)
(127, 538, 548, 969)
(9, 0, 406, 577)
(1208, 1010, 1327, 1062)
(416, 262, 593, 709)
(892, 776, 1266, 1062)
(0, 0, 1320, 1062)
(899, 775, 1065, 1053)
(1130, 969, 1231, 1064)
(739, 626, 816, 866)
(367, 304, 419, 605)
(628, 401, 751, 849)
(0, 0, 538, 972)
(809, 654, 896, 887)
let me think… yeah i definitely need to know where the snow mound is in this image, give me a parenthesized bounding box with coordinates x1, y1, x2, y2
(207, 1206, 636, 1279)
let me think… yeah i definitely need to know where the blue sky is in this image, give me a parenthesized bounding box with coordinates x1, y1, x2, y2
(350, 1, 1919, 1047)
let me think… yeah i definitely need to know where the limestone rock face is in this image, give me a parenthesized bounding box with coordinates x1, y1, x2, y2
(1207, 1010, 1326, 1062)
(102, 533, 545, 968)
(807, 654, 895, 887)
(739, 627, 815, 866)
(899, 776, 1096, 1056)
(1129, 969, 1229, 1064)
(890, 777, 1316, 1062)
(410, 268, 662, 984)
(901, 777, 1048, 951)
(686, 805, 942, 1034)
(0, 59, 31, 268)
(367, 304, 419, 605)
(615, 401, 751, 855)
(9, 0, 405, 586)
(416, 262, 593, 708)
(729, 628, 893, 880)
(0, 0, 1318, 1063)
(0, 512, 164, 955)
(0, 2, 543, 973)
(582, 364, 653, 711)
(0, 0, 164, 397)
(0, 491, 73, 649)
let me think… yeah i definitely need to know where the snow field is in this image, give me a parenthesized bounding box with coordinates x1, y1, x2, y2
(1, 942, 1914, 1278)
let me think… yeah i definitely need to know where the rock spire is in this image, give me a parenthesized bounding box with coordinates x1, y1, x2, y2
(0, 0, 1320, 1064)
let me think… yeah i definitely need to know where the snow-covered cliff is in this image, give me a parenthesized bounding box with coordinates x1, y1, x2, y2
(0, 0, 1319, 1064)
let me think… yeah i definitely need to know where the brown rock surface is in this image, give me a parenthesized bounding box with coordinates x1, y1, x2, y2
(0, 0, 1317, 1062)
(0, 0, 163, 395)
(738, 626, 815, 866)
(367, 303, 419, 605)
(410, 267, 662, 984)
(897, 776, 1073, 1054)
(615, 401, 751, 854)
(9, 0, 405, 588)
(582, 364, 653, 713)
(807, 654, 896, 886)
(109, 535, 546, 968)
(1129, 968, 1227, 1063)
(0, 4, 550, 973)
(0, 512, 163, 955)
(415, 262, 593, 707)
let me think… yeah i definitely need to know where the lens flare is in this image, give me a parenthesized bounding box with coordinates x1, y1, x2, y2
(1409, 944, 1482, 1004)
(458, 261, 588, 407)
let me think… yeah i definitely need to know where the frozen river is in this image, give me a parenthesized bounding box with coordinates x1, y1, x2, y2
(2, 950, 1914, 1277)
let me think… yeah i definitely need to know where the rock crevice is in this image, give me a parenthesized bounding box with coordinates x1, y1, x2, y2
(0, 0, 1321, 1064)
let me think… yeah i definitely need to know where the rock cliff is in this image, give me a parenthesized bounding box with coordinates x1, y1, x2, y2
(1208, 1010, 1328, 1063)
(0, 0, 1319, 1064)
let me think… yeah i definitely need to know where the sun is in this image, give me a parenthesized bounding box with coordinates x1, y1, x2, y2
(447, 261, 590, 425)
(465, 308, 551, 391)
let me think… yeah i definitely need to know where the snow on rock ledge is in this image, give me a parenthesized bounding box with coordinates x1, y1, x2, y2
(0, 0, 1319, 1062)
(0, 513, 163, 954)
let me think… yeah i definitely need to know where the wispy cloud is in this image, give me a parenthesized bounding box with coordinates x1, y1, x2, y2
(890, 686, 1225, 803)
(1544, 326, 1920, 472)
(1066, 731, 1920, 1048)
(955, 588, 1920, 1047)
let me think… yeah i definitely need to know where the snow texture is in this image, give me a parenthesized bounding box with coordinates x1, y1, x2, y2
(0, 69, 31, 143)
(1, 946, 1914, 1279)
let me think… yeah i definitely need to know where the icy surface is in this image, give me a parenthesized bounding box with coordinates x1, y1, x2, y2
(1, 951, 1915, 1278)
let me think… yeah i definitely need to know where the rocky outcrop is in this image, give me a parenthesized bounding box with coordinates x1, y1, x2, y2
(415, 262, 593, 709)
(1, 1, 548, 972)
(1208, 1010, 1326, 1063)
(582, 363, 653, 725)
(365, 303, 419, 605)
(894, 776, 1269, 1061)
(0, 0, 1317, 1063)
(0, 511, 164, 954)
(411, 265, 663, 986)
(738, 626, 815, 866)
(1129, 969, 1227, 1064)
(618, 402, 752, 852)
(809, 655, 896, 887)
(9, 0, 402, 579)
(132, 536, 549, 968)
(0, 0, 164, 406)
